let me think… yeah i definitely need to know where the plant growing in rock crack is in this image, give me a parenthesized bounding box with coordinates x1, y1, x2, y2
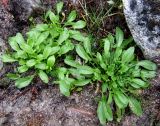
(59, 27, 157, 124)
(1, 2, 89, 88)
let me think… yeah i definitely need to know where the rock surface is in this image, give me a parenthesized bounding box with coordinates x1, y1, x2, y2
(10, 0, 43, 21)
(122, 0, 160, 63)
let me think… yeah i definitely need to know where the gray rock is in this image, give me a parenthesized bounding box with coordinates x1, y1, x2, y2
(10, 0, 43, 21)
(0, 38, 6, 71)
(122, 0, 160, 62)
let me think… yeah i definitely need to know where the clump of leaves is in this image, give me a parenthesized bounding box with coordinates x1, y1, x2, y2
(60, 27, 157, 124)
(1, 2, 88, 88)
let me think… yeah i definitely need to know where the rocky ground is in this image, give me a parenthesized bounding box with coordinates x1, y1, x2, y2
(0, 0, 160, 126)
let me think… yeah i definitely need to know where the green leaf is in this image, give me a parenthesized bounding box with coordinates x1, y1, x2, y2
(35, 63, 47, 70)
(83, 37, 92, 55)
(36, 31, 49, 46)
(114, 48, 122, 61)
(114, 91, 128, 109)
(15, 50, 27, 59)
(107, 92, 113, 104)
(132, 78, 148, 88)
(64, 57, 80, 68)
(104, 38, 110, 57)
(46, 10, 59, 23)
(116, 27, 124, 47)
(76, 44, 91, 61)
(59, 77, 75, 96)
(43, 46, 52, 59)
(102, 83, 108, 93)
(15, 76, 34, 89)
(69, 30, 85, 42)
(77, 65, 94, 75)
(67, 10, 77, 22)
(20, 43, 34, 54)
(137, 60, 157, 71)
(97, 101, 106, 125)
(129, 97, 142, 116)
(58, 40, 74, 55)
(73, 79, 91, 86)
(1, 54, 17, 62)
(18, 65, 29, 73)
(15, 33, 25, 44)
(26, 59, 36, 67)
(7, 73, 20, 80)
(47, 55, 55, 68)
(96, 52, 106, 70)
(38, 70, 49, 83)
(36, 24, 49, 31)
(122, 47, 135, 63)
(105, 104, 113, 121)
(141, 70, 156, 79)
(9, 37, 20, 51)
(56, 2, 63, 14)
(58, 28, 69, 45)
(50, 46, 60, 55)
(56, 67, 67, 80)
(72, 20, 86, 29)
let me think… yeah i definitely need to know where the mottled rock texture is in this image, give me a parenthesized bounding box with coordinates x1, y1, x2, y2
(10, 0, 43, 21)
(122, 0, 160, 63)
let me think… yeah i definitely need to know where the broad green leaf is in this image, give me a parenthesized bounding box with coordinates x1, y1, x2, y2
(15, 76, 34, 89)
(59, 77, 75, 96)
(102, 83, 108, 93)
(15, 50, 27, 59)
(1, 54, 17, 62)
(36, 24, 48, 31)
(36, 31, 49, 46)
(114, 91, 128, 109)
(56, 67, 67, 80)
(35, 63, 47, 70)
(18, 65, 28, 73)
(7, 73, 19, 80)
(72, 20, 86, 29)
(73, 79, 91, 86)
(43, 46, 52, 58)
(26, 59, 36, 67)
(76, 44, 91, 61)
(83, 37, 92, 55)
(116, 27, 124, 47)
(129, 97, 142, 116)
(58, 28, 69, 45)
(103, 38, 110, 57)
(64, 57, 80, 68)
(67, 10, 77, 22)
(122, 47, 135, 63)
(20, 43, 34, 54)
(38, 70, 49, 83)
(97, 101, 106, 125)
(107, 92, 112, 104)
(137, 60, 157, 71)
(50, 46, 60, 55)
(47, 55, 55, 68)
(96, 52, 106, 70)
(46, 10, 59, 23)
(132, 78, 148, 88)
(105, 104, 113, 121)
(16, 33, 25, 44)
(114, 48, 122, 61)
(141, 70, 156, 79)
(69, 30, 85, 42)
(77, 65, 94, 75)
(56, 2, 63, 14)
(58, 40, 74, 55)
(9, 37, 20, 51)
(37, 54, 44, 61)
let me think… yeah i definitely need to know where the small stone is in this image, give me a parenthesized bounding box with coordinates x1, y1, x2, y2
(122, 0, 160, 63)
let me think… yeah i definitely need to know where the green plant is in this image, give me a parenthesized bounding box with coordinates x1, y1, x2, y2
(59, 27, 157, 124)
(1, 2, 88, 88)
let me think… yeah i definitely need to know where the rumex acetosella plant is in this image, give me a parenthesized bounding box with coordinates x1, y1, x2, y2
(1, 2, 89, 88)
(60, 27, 157, 124)
(0, 1, 157, 125)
